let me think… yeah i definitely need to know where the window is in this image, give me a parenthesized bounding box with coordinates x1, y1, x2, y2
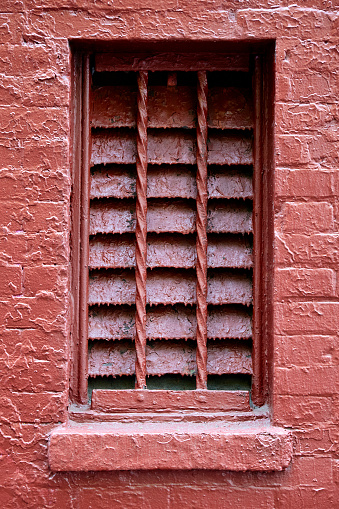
(49, 47, 292, 472)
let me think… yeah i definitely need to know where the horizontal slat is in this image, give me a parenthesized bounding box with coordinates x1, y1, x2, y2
(91, 390, 251, 413)
(95, 53, 250, 72)
(91, 87, 137, 128)
(90, 200, 135, 235)
(91, 130, 253, 166)
(149, 86, 195, 128)
(89, 200, 252, 235)
(207, 202, 252, 233)
(91, 86, 253, 130)
(208, 168, 253, 200)
(88, 340, 252, 377)
(90, 166, 136, 199)
(89, 234, 253, 269)
(208, 88, 253, 130)
(88, 305, 252, 340)
(90, 166, 253, 200)
(91, 86, 195, 129)
(88, 269, 252, 306)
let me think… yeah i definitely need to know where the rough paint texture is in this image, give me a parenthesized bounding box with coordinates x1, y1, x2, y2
(0, 2, 338, 508)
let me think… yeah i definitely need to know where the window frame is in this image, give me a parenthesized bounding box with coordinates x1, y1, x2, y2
(69, 47, 274, 412)
(49, 44, 293, 473)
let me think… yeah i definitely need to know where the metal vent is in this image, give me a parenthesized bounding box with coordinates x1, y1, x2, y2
(87, 68, 254, 391)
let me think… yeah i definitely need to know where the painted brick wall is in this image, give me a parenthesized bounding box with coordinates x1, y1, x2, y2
(0, 1, 338, 507)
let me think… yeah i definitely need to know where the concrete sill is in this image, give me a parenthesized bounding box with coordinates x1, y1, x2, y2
(49, 419, 293, 471)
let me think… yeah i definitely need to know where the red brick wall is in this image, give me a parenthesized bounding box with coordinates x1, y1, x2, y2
(0, 1, 338, 507)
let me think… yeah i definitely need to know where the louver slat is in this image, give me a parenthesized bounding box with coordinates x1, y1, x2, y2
(88, 269, 252, 306)
(89, 200, 252, 235)
(90, 166, 253, 200)
(89, 234, 253, 269)
(91, 130, 253, 166)
(91, 86, 253, 130)
(88, 340, 253, 377)
(88, 305, 252, 340)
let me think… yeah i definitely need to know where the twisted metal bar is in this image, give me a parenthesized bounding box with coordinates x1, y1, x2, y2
(135, 71, 148, 389)
(196, 71, 208, 390)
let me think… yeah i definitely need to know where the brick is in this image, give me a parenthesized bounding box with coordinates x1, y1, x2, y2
(0, 14, 24, 44)
(0, 138, 69, 171)
(276, 70, 338, 103)
(0, 169, 70, 202)
(275, 268, 335, 298)
(275, 366, 337, 396)
(0, 393, 66, 423)
(276, 135, 312, 166)
(275, 486, 335, 509)
(294, 428, 337, 456)
(276, 302, 339, 335)
(0, 0, 23, 11)
(278, 202, 334, 235)
(276, 38, 339, 75)
(0, 107, 69, 139)
(289, 456, 333, 487)
(275, 103, 339, 134)
(275, 169, 333, 199)
(0, 2, 337, 504)
(0, 74, 69, 108)
(169, 487, 275, 509)
(22, 138, 69, 171)
(0, 335, 67, 392)
(275, 233, 339, 267)
(77, 487, 170, 509)
(274, 335, 335, 367)
(241, 8, 337, 39)
(0, 45, 68, 77)
(273, 395, 333, 426)
(0, 328, 67, 361)
(0, 201, 67, 234)
(0, 265, 22, 296)
(0, 233, 68, 265)
(23, 265, 68, 296)
(2, 358, 66, 393)
(5, 295, 67, 331)
(25, 202, 68, 234)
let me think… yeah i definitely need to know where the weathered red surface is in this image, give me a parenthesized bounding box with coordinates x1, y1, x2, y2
(91, 85, 253, 130)
(91, 390, 251, 413)
(49, 421, 293, 471)
(89, 234, 253, 269)
(1, 0, 338, 506)
(88, 340, 252, 377)
(90, 200, 252, 235)
(90, 166, 253, 200)
(88, 305, 252, 340)
(91, 130, 253, 166)
(88, 269, 252, 306)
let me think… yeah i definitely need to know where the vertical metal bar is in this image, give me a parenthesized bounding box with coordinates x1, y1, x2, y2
(78, 54, 91, 404)
(251, 56, 264, 406)
(195, 71, 208, 390)
(135, 71, 148, 389)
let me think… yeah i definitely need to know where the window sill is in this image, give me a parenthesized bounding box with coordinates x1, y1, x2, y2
(49, 418, 293, 472)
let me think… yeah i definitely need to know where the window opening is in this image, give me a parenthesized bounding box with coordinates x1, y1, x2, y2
(71, 52, 269, 408)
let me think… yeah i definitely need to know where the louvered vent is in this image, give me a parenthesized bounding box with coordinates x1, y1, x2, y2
(88, 67, 253, 392)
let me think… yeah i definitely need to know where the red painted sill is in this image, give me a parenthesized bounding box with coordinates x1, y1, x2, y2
(49, 391, 293, 471)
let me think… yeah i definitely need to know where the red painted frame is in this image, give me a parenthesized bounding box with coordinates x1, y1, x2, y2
(69, 47, 274, 411)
